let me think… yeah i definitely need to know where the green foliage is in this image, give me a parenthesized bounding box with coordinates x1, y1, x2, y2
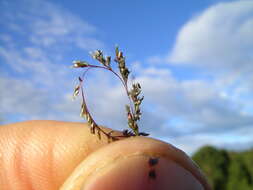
(192, 146, 253, 190)
(227, 156, 252, 190)
(192, 146, 229, 190)
(242, 150, 253, 183)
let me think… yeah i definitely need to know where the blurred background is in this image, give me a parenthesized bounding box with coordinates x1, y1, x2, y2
(0, 0, 253, 188)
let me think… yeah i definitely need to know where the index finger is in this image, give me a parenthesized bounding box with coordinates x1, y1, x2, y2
(0, 120, 115, 190)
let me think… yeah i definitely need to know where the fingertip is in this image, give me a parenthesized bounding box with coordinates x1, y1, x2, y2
(60, 137, 211, 190)
(83, 155, 204, 190)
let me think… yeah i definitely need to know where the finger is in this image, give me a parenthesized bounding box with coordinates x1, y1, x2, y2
(0, 120, 211, 190)
(0, 120, 119, 190)
(61, 137, 211, 190)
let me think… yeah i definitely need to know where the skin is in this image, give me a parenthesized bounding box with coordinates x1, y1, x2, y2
(0, 120, 211, 190)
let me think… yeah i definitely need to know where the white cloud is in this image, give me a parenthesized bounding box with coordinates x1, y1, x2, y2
(0, 77, 49, 117)
(169, 0, 253, 72)
(136, 66, 253, 134)
(165, 129, 253, 155)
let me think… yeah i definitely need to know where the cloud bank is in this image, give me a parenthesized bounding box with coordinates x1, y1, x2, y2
(0, 0, 104, 123)
(1, 0, 253, 154)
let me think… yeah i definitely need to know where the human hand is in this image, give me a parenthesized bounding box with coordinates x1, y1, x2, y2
(0, 120, 211, 190)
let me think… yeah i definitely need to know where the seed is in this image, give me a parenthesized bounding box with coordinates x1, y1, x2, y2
(148, 169, 156, 179)
(149, 157, 159, 167)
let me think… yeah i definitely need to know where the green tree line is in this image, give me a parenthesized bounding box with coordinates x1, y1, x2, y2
(192, 146, 253, 190)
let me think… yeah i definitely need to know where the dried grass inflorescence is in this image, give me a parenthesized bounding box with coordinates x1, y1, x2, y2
(72, 46, 149, 141)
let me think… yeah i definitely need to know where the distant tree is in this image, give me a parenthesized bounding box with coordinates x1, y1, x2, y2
(242, 150, 253, 183)
(227, 156, 252, 190)
(192, 146, 229, 190)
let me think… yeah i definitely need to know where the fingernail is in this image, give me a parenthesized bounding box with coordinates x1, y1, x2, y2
(82, 155, 204, 190)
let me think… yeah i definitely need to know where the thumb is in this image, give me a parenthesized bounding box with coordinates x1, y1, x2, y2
(61, 137, 211, 190)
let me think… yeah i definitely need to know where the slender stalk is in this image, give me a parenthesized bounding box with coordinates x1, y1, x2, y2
(72, 47, 148, 141)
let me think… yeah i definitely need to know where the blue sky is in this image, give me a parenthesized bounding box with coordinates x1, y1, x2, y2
(0, 0, 253, 154)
